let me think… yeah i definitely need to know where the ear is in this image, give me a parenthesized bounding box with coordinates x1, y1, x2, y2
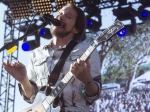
(73, 28, 79, 34)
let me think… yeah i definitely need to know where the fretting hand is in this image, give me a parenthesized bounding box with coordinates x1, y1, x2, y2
(70, 58, 92, 84)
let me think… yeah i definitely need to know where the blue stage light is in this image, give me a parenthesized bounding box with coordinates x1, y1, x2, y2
(87, 20, 92, 26)
(22, 42, 30, 51)
(38, 28, 52, 39)
(117, 28, 126, 37)
(21, 39, 40, 51)
(141, 11, 148, 18)
(40, 29, 46, 35)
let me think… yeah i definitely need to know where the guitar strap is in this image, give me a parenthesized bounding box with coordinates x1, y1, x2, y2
(48, 40, 78, 86)
(46, 40, 78, 108)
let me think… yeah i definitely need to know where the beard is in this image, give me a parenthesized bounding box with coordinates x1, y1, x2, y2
(50, 27, 74, 38)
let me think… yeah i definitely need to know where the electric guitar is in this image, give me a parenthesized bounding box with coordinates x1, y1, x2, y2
(18, 20, 124, 112)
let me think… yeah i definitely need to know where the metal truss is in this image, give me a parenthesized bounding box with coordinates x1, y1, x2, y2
(0, 7, 20, 112)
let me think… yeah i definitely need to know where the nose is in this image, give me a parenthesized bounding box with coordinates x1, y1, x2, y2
(56, 14, 64, 21)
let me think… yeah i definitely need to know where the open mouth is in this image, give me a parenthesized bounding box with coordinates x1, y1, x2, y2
(57, 22, 65, 28)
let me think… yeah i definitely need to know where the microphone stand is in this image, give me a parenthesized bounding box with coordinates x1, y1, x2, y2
(0, 21, 48, 53)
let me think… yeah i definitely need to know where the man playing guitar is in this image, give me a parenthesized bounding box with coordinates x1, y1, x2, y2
(3, 3, 102, 112)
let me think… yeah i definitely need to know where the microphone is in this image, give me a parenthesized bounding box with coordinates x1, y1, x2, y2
(39, 13, 61, 26)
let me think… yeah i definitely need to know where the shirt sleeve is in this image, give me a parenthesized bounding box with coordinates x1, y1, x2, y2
(18, 80, 38, 104)
(84, 48, 102, 104)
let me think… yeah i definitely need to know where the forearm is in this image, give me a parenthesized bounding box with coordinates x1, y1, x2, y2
(20, 79, 33, 99)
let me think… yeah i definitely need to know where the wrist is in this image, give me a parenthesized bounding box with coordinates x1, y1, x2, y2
(81, 78, 93, 98)
(83, 78, 93, 88)
(21, 79, 33, 98)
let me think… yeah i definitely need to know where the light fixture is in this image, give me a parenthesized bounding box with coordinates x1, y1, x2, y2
(85, 6, 101, 32)
(8, 0, 30, 19)
(32, 0, 53, 14)
(55, 0, 75, 10)
(137, 6, 150, 22)
(118, 0, 127, 5)
(38, 28, 52, 39)
(81, 0, 100, 6)
(22, 34, 40, 51)
(139, 0, 150, 5)
(19, 22, 41, 51)
(19, 22, 38, 36)
(113, 6, 137, 36)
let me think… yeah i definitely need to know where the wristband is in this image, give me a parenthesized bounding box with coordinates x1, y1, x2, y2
(81, 78, 93, 98)
(84, 78, 93, 88)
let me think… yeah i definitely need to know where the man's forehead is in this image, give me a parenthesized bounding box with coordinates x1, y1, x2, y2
(60, 6, 74, 13)
(60, 6, 77, 17)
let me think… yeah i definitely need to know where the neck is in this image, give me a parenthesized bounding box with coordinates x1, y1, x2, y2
(51, 37, 72, 49)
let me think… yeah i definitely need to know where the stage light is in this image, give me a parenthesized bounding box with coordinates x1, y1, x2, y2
(113, 6, 137, 36)
(31, 0, 53, 14)
(117, 23, 136, 37)
(118, 0, 127, 5)
(8, 0, 30, 19)
(19, 23, 38, 36)
(117, 28, 126, 37)
(85, 6, 101, 32)
(87, 20, 92, 26)
(22, 34, 40, 51)
(32, 0, 53, 14)
(55, 0, 74, 10)
(138, 6, 150, 22)
(22, 40, 40, 51)
(19, 22, 41, 51)
(81, 0, 100, 6)
(139, 0, 150, 5)
(38, 28, 52, 39)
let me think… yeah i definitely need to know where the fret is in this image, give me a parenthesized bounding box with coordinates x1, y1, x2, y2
(59, 81, 65, 88)
(80, 53, 86, 61)
(91, 40, 99, 47)
(62, 72, 72, 83)
(63, 75, 68, 83)
(55, 85, 61, 93)
(80, 46, 95, 61)
(84, 49, 91, 56)
(57, 85, 61, 91)
(88, 46, 95, 53)
(53, 89, 57, 96)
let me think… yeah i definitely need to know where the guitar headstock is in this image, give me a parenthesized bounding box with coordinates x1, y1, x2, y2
(97, 20, 124, 43)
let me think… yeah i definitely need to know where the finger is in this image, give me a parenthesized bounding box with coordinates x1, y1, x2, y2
(17, 60, 24, 67)
(12, 61, 22, 68)
(15, 62, 22, 67)
(85, 58, 90, 68)
(77, 58, 85, 66)
(3, 62, 7, 66)
(7, 60, 9, 65)
(3, 60, 11, 67)
(3, 65, 12, 74)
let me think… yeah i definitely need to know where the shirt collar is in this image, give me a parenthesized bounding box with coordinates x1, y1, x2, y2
(42, 39, 73, 50)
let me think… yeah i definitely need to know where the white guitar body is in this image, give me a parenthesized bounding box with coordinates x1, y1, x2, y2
(18, 92, 61, 112)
